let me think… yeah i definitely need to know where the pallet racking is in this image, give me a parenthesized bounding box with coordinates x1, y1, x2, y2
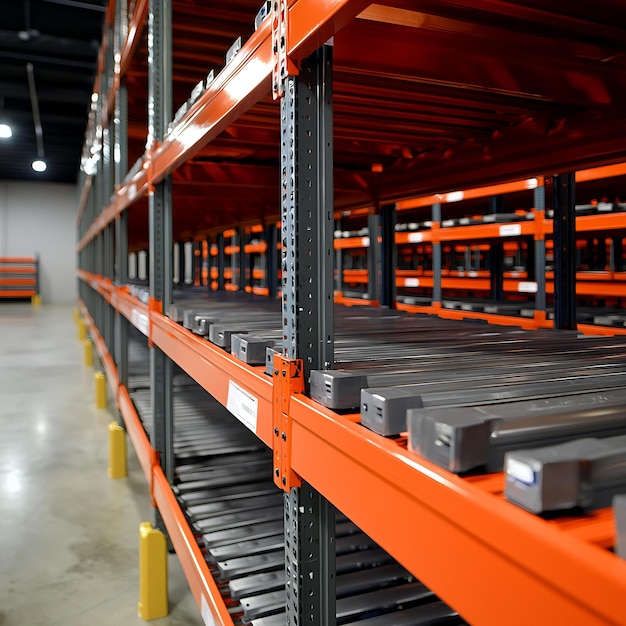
(77, 2, 626, 624)
(0, 256, 39, 300)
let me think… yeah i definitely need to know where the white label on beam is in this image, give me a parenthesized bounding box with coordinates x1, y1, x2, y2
(227, 380, 258, 433)
(361, 237, 370, 247)
(446, 191, 464, 203)
(518, 281, 538, 293)
(499, 224, 522, 237)
(131, 310, 149, 336)
(408, 233, 423, 243)
(404, 278, 420, 287)
(200, 594, 217, 626)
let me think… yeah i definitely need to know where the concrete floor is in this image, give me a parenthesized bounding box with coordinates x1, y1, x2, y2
(0, 303, 204, 626)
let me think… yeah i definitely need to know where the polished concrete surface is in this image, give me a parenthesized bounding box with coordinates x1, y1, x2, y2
(0, 304, 204, 626)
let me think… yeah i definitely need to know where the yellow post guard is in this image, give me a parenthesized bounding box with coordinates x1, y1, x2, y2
(94, 371, 107, 409)
(108, 422, 127, 479)
(138, 522, 168, 620)
(78, 318, 86, 341)
(83, 339, 93, 367)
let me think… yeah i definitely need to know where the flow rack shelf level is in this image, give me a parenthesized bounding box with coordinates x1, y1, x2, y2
(77, 1, 626, 625)
(334, 164, 626, 330)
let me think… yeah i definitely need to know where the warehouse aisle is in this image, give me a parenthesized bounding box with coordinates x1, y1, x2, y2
(0, 304, 203, 626)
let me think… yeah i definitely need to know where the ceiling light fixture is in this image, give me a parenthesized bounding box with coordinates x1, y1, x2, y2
(27, 62, 47, 175)
(32, 159, 47, 172)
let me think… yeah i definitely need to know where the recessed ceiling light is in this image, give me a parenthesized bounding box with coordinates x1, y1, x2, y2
(0, 124, 12, 139)
(32, 159, 47, 172)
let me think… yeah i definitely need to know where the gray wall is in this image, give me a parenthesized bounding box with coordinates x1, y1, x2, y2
(0, 182, 77, 304)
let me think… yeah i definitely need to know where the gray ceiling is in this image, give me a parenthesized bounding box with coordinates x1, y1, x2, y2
(0, 0, 106, 184)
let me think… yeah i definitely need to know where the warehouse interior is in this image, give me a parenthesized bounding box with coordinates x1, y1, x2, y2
(3, 1, 626, 625)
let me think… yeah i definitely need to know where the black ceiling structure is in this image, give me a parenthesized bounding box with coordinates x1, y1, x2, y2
(0, 0, 106, 183)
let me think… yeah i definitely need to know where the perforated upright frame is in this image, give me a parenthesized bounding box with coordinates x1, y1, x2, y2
(280, 45, 337, 626)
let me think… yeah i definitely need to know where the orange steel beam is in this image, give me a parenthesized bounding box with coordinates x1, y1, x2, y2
(402, 452, 615, 550)
(0, 279, 37, 286)
(575, 212, 626, 233)
(578, 323, 626, 336)
(393, 212, 626, 252)
(395, 231, 434, 244)
(288, 394, 626, 626)
(396, 302, 626, 336)
(150, 313, 274, 446)
(334, 236, 371, 249)
(244, 242, 268, 254)
(0, 267, 37, 273)
(0, 257, 36, 263)
(395, 302, 544, 330)
(0, 290, 37, 298)
(396, 177, 543, 212)
(333, 294, 379, 307)
(437, 221, 536, 242)
(577, 162, 626, 184)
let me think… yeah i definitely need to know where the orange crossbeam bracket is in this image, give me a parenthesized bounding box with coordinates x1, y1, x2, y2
(534, 209, 545, 241)
(272, 354, 304, 491)
(147, 297, 163, 347)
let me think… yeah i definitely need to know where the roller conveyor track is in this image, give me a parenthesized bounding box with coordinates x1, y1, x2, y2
(361, 368, 626, 436)
(203, 520, 285, 550)
(134, 378, 464, 625)
(249, 601, 461, 626)
(193, 505, 285, 534)
(175, 481, 279, 505)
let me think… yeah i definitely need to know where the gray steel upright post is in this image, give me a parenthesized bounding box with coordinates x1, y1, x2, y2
(101, 71, 115, 355)
(534, 185, 547, 316)
(148, 0, 174, 487)
(265, 222, 278, 298)
(217, 234, 225, 291)
(367, 213, 381, 301)
(379, 204, 396, 307)
(114, 0, 129, 391)
(432, 203, 442, 304)
(280, 45, 336, 626)
(552, 173, 577, 330)
(93, 152, 103, 330)
(489, 195, 504, 302)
